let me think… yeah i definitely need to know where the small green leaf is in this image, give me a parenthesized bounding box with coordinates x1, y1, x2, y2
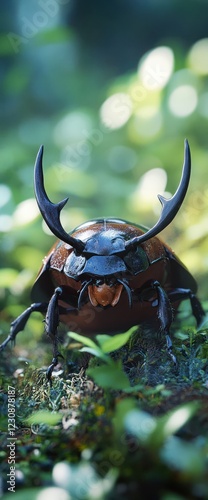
(150, 402, 199, 447)
(96, 327, 136, 353)
(68, 331, 98, 349)
(161, 435, 205, 475)
(113, 398, 137, 435)
(160, 402, 199, 437)
(87, 361, 130, 390)
(80, 346, 109, 363)
(96, 334, 113, 347)
(125, 409, 156, 441)
(25, 410, 62, 426)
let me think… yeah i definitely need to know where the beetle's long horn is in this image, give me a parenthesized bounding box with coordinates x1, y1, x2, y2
(34, 146, 85, 253)
(125, 140, 191, 250)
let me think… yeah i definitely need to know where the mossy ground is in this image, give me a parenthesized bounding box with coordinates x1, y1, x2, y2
(0, 312, 208, 499)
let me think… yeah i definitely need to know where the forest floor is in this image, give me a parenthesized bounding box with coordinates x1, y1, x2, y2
(0, 313, 208, 500)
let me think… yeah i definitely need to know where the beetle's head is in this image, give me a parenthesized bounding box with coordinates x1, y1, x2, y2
(34, 140, 191, 309)
(61, 226, 150, 308)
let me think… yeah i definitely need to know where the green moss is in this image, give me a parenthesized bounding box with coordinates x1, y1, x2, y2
(1, 320, 208, 498)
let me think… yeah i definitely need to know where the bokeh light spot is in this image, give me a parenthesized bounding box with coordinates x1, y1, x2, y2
(100, 93, 132, 129)
(37, 487, 70, 500)
(138, 46, 174, 90)
(168, 85, 198, 117)
(188, 38, 208, 75)
(54, 111, 94, 147)
(0, 184, 12, 207)
(130, 167, 167, 212)
(13, 199, 39, 226)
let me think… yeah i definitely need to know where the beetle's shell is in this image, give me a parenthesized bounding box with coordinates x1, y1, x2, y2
(31, 219, 197, 334)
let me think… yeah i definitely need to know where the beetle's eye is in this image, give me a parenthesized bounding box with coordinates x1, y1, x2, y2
(95, 279, 104, 286)
(107, 278, 117, 286)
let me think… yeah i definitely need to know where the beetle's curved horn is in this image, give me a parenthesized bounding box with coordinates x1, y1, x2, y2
(125, 140, 191, 250)
(34, 146, 85, 253)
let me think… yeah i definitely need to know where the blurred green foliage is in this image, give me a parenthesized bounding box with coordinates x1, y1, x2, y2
(1, 2, 208, 497)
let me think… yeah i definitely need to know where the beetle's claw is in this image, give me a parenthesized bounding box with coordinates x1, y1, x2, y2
(46, 353, 64, 382)
(168, 349, 177, 366)
(166, 333, 177, 366)
(46, 356, 58, 382)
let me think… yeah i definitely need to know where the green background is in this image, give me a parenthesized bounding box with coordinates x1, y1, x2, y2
(1, 2, 208, 498)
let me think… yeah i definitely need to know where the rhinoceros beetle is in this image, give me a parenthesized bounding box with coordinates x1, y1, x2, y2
(0, 140, 205, 379)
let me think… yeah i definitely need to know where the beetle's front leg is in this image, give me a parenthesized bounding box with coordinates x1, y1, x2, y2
(151, 280, 176, 364)
(167, 288, 205, 326)
(45, 287, 64, 382)
(0, 302, 48, 351)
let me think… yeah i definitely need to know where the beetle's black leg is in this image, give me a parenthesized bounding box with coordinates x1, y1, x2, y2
(0, 302, 48, 351)
(152, 281, 176, 364)
(168, 288, 205, 326)
(44, 287, 64, 382)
